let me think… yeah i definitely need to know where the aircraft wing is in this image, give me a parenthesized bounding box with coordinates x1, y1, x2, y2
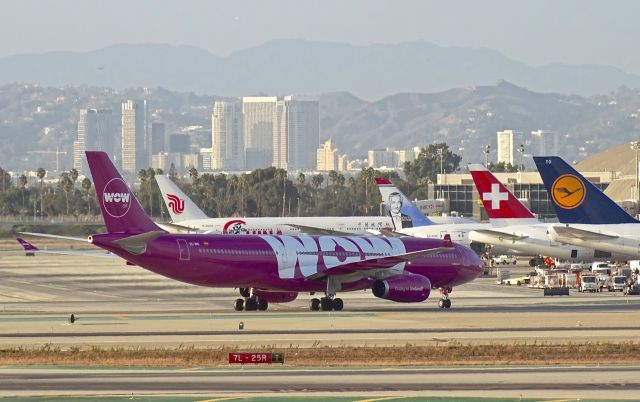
(16, 238, 117, 258)
(367, 228, 407, 237)
(284, 224, 353, 237)
(470, 229, 529, 242)
(307, 245, 454, 280)
(550, 226, 619, 241)
(157, 221, 202, 233)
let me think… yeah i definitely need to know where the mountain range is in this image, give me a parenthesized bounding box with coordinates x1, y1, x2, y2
(1, 40, 639, 99)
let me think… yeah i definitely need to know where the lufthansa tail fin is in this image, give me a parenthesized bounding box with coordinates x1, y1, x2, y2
(468, 164, 537, 223)
(375, 178, 434, 230)
(155, 175, 208, 222)
(533, 156, 637, 224)
(85, 151, 162, 233)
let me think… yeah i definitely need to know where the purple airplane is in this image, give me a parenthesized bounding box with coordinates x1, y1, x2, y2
(85, 151, 484, 311)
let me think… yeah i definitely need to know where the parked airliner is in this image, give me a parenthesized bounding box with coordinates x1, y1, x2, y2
(80, 151, 483, 311)
(535, 156, 640, 259)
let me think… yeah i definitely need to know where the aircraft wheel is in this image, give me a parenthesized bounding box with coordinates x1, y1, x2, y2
(239, 288, 250, 298)
(234, 298, 244, 311)
(332, 298, 344, 311)
(310, 298, 320, 311)
(438, 299, 445, 309)
(257, 297, 269, 311)
(245, 297, 258, 311)
(444, 299, 452, 309)
(320, 297, 333, 311)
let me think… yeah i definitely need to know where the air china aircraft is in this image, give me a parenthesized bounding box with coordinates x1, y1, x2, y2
(154, 174, 466, 236)
(76, 151, 483, 311)
(534, 156, 640, 259)
(377, 167, 631, 262)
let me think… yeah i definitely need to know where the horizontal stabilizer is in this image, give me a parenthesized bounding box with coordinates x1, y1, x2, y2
(470, 229, 529, 242)
(549, 225, 619, 241)
(111, 230, 166, 255)
(18, 232, 87, 242)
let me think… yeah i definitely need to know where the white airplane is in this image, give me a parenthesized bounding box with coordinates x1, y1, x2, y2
(154, 175, 465, 236)
(377, 167, 632, 262)
(534, 156, 640, 259)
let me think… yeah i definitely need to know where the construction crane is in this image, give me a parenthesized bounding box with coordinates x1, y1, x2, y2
(27, 147, 68, 172)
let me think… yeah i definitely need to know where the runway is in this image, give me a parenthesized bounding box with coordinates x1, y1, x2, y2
(2, 365, 640, 399)
(2, 242, 640, 399)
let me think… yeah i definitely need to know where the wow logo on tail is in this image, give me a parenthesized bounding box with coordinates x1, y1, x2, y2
(166, 194, 185, 215)
(102, 178, 132, 218)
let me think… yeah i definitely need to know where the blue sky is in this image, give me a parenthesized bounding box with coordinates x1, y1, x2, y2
(3, 0, 638, 73)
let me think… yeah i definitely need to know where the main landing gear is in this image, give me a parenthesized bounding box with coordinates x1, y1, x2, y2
(438, 287, 452, 309)
(309, 295, 343, 311)
(234, 288, 269, 311)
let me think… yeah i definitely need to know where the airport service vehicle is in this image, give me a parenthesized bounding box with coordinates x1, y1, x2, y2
(612, 276, 628, 292)
(534, 156, 640, 259)
(496, 255, 517, 265)
(465, 165, 630, 262)
(155, 175, 464, 236)
(76, 151, 484, 311)
(579, 275, 599, 292)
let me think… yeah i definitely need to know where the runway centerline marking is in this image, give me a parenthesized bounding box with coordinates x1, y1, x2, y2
(355, 397, 408, 402)
(196, 398, 242, 402)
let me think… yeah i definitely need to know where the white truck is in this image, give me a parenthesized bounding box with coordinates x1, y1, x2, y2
(611, 276, 628, 292)
(579, 275, 599, 292)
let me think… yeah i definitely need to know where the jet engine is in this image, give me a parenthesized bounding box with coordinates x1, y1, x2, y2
(372, 273, 431, 303)
(253, 289, 298, 303)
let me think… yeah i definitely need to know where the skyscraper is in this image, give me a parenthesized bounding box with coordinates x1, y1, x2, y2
(497, 130, 516, 165)
(273, 96, 319, 171)
(316, 138, 339, 171)
(243, 96, 277, 169)
(121, 100, 146, 174)
(212, 101, 244, 170)
(531, 130, 558, 156)
(73, 109, 97, 172)
(150, 122, 166, 155)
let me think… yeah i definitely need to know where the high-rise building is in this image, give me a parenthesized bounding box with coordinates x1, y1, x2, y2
(273, 96, 319, 171)
(212, 101, 244, 170)
(497, 130, 516, 165)
(316, 138, 339, 171)
(169, 134, 190, 153)
(531, 130, 558, 156)
(151, 122, 165, 154)
(243, 96, 277, 169)
(73, 109, 97, 172)
(121, 100, 147, 174)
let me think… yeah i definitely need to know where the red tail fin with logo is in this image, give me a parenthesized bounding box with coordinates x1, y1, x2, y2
(468, 164, 535, 220)
(85, 151, 161, 233)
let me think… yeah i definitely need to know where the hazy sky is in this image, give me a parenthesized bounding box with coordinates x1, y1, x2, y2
(3, 0, 639, 73)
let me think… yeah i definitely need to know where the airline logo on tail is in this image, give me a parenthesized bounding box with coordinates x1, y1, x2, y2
(551, 174, 585, 209)
(102, 178, 132, 218)
(224, 219, 247, 234)
(482, 183, 508, 209)
(166, 194, 185, 215)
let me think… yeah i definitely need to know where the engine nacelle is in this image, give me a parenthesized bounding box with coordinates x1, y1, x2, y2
(253, 289, 298, 303)
(372, 273, 431, 303)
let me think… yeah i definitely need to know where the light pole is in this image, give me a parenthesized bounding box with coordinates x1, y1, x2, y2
(517, 144, 525, 171)
(483, 145, 491, 167)
(631, 141, 640, 217)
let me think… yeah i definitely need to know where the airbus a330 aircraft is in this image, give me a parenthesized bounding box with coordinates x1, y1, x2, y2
(154, 174, 466, 236)
(535, 156, 640, 259)
(78, 151, 483, 311)
(377, 167, 632, 262)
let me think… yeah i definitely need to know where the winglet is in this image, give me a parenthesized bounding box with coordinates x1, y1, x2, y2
(442, 234, 452, 248)
(16, 238, 38, 251)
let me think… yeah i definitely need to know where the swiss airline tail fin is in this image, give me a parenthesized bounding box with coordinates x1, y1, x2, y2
(85, 151, 161, 234)
(375, 178, 434, 230)
(468, 164, 537, 222)
(533, 156, 638, 224)
(155, 175, 209, 222)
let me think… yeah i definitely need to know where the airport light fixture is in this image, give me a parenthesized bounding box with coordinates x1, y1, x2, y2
(631, 141, 640, 215)
(517, 144, 525, 171)
(483, 145, 491, 167)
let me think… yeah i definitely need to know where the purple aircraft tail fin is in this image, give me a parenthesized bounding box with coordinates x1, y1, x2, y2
(16, 238, 38, 251)
(85, 151, 161, 233)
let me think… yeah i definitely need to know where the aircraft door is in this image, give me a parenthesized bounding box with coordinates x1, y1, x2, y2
(177, 239, 190, 261)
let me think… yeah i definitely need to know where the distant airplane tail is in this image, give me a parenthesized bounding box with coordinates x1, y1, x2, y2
(16, 238, 38, 251)
(468, 164, 537, 223)
(155, 175, 209, 222)
(85, 151, 163, 233)
(533, 156, 638, 224)
(375, 178, 434, 230)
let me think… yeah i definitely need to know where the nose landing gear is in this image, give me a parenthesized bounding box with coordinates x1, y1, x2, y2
(438, 287, 452, 309)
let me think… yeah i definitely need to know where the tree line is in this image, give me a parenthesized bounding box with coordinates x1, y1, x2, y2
(2, 143, 477, 219)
